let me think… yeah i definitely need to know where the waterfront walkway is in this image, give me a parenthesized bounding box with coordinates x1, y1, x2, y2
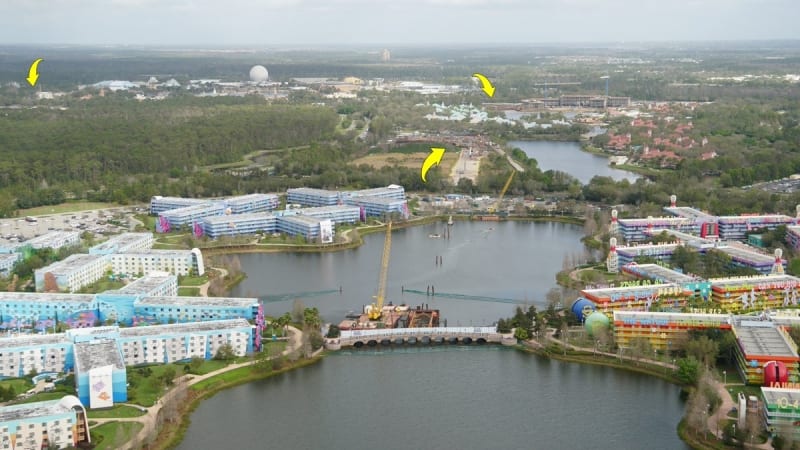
(91, 326, 304, 450)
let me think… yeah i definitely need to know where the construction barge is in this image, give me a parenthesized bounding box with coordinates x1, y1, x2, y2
(338, 303, 440, 331)
(339, 221, 441, 332)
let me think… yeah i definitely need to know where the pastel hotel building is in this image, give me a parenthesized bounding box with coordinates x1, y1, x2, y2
(201, 213, 278, 239)
(0, 395, 90, 449)
(23, 231, 82, 251)
(88, 232, 154, 255)
(34, 254, 110, 293)
(149, 196, 206, 215)
(110, 249, 205, 277)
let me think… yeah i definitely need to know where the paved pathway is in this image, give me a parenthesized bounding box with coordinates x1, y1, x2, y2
(99, 326, 303, 449)
(197, 267, 228, 297)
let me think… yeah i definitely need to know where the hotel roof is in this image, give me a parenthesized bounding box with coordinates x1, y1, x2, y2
(645, 228, 715, 244)
(297, 205, 361, 214)
(582, 283, 679, 299)
(717, 214, 794, 223)
(224, 193, 278, 205)
(24, 231, 81, 248)
(278, 215, 322, 225)
(89, 232, 153, 253)
(616, 243, 681, 254)
(0, 396, 84, 423)
(613, 310, 730, 324)
(617, 216, 692, 226)
(151, 196, 206, 205)
(621, 263, 700, 284)
(0, 333, 70, 349)
(36, 254, 108, 276)
(762, 388, 800, 405)
(714, 245, 777, 265)
(202, 212, 275, 225)
(74, 339, 125, 372)
(709, 274, 800, 288)
(113, 249, 194, 257)
(734, 323, 797, 358)
(345, 196, 406, 206)
(349, 186, 405, 197)
(286, 187, 339, 197)
(663, 206, 717, 221)
(160, 202, 223, 217)
(136, 296, 258, 308)
(117, 274, 175, 295)
(0, 292, 96, 304)
(119, 319, 251, 337)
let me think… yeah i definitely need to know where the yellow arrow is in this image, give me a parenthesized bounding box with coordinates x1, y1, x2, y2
(473, 72, 495, 97)
(27, 58, 43, 87)
(421, 147, 445, 183)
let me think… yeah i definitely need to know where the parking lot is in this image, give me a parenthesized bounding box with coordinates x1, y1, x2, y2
(0, 206, 144, 246)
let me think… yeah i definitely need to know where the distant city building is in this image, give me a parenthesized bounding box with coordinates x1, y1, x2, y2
(381, 49, 391, 62)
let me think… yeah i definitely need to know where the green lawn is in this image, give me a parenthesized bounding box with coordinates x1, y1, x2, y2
(87, 404, 146, 419)
(19, 202, 117, 216)
(0, 378, 32, 396)
(126, 364, 182, 407)
(15, 390, 72, 404)
(178, 287, 201, 296)
(91, 421, 143, 450)
(175, 359, 230, 375)
(78, 278, 125, 294)
(179, 275, 209, 286)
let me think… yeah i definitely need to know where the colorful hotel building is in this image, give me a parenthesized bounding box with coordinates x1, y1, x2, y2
(732, 321, 800, 385)
(580, 283, 692, 317)
(621, 263, 712, 299)
(0, 395, 91, 449)
(709, 274, 800, 312)
(613, 310, 731, 351)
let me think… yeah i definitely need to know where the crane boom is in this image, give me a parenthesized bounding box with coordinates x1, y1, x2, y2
(367, 221, 392, 320)
(489, 171, 516, 213)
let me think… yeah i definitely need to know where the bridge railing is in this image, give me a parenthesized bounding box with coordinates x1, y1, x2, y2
(340, 326, 497, 340)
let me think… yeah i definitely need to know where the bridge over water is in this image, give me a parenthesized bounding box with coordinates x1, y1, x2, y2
(325, 326, 509, 350)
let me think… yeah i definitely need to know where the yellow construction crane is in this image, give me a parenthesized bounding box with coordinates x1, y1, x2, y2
(366, 221, 392, 320)
(488, 170, 516, 214)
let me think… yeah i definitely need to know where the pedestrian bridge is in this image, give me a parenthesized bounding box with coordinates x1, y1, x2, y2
(325, 326, 506, 350)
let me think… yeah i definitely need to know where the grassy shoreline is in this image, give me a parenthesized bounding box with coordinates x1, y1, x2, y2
(153, 355, 324, 450)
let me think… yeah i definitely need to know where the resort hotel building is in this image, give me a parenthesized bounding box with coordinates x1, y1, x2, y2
(33, 254, 109, 293)
(0, 395, 91, 449)
(0, 274, 257, 329)
(109, 249, 204, 277)
(22, 231, 82, 251)
(88, 232, 154, 255)
(152, 194, 279, 232)
(199, 205, 359, 239)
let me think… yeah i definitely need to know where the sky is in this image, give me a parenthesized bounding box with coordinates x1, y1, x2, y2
(0, 0, 797, 46)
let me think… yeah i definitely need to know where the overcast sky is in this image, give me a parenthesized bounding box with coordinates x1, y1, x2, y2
(1, 0, 797, 46)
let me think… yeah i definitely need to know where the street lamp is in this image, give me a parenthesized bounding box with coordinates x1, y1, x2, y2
(723, 370, 727, 385)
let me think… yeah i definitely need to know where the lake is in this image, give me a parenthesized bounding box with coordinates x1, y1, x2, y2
(509, 140, 638, 184)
